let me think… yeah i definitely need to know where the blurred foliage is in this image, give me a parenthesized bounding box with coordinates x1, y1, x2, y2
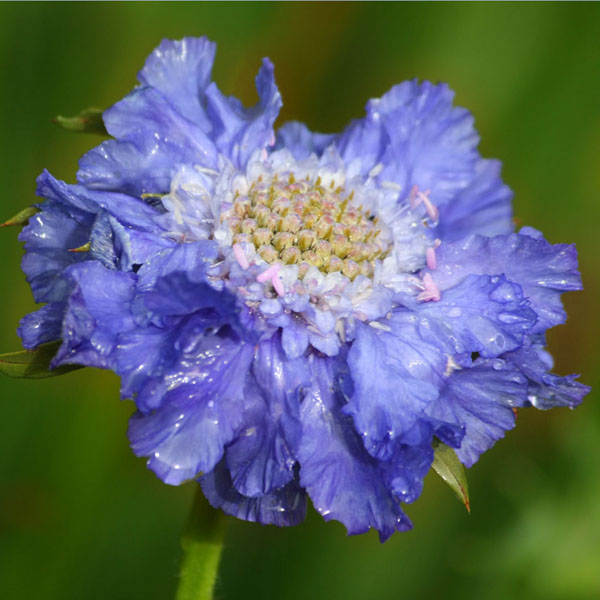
(1, 3, 599, 600)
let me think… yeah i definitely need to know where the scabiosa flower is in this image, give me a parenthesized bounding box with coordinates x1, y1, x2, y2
(18, 37, 589, 541)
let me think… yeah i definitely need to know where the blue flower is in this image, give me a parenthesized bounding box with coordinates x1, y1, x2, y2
(18, 37, 589, 541)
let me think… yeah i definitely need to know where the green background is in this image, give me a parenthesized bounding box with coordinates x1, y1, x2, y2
(1, 2, 599, 599)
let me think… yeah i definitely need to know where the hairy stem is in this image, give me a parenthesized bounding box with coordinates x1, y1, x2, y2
(175, 486, 226, 600)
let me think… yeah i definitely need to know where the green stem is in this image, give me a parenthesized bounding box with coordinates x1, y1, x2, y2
(175, 486, 226, 600)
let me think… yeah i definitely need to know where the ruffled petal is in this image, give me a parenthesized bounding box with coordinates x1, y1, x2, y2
(18, 302, 65, 349)
(427, 357, 527, 467)
(297, 355, 411, 542)
(118, 243, 246, 409)
(19, 201, 93, 304)
(52, 262, 137, 369)
(408, 273, 537, 357)
(135, 243, 246, 343)
(37, 169, 161, 230)
(436, 159, 514, 241)
(344, 319, 443, 460)
(128, 330, 254, 485)
(280, 316, 309, 359)
(138, 37, 217, 130)
(275, 121, 335, 160)
(200, 460, 306, 527)
(78, 87, 217, 195)
(225, 333, 311, 497)
(336, 80, 479, 207)
(205, 58, 282, 168)
(433, 233, 583, 333)
(504, 344, 590, 409)
(381, 441, 434, 504)
(115, 311, 226, 412)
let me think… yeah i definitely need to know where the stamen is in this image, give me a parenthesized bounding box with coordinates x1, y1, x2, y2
(257, 261, 285, 296)
(417, 190, 438, 222)
(426, 246, 437, 270)
(368, 163, 384, 178)
(193, 165, 219, 176)
(380, 180, 403, 191)
(417, 272, 440, 302)
(272, 273, 285, 296)
(233, 243, 250, 269)
(409, 185, 420, 209)
(368, 321, 392, 332)
(256, 263, 281, 283)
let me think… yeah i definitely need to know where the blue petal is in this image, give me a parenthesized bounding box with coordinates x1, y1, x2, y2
(135, 243, 245, 341)
(225, 334, 311, 497)
(200, 461, 306, 527)
(128, 330, 254, 485)
(281, 316, 309, 359)
(336, 80, 479, 207)
(205, 58, 282, 168)
(410, 274, 537, 357)
(89, 211, 132, 270)
(19, 201, 92, 304)
(78, 87, 217, 195)
(113, 324, 173, 408)
(504, 344, 590, 409)
(381, 441, 434, 504)
(345, 319, 443, 460)
(138, 37, 217, 131)
(427, 357, 527, 467)
(114, 311, 226, 411)
(52, 262, 137, 369)
(37, 169, 160, 230)
(18, 302, 65, 349)
(437, 159, 514, 241)
(297, 355, 411, 542)
(89, 210, 175, 271)
(135, 240, 218, 292)
(432, 233, 582, 334)
(275, 121, 335, 160)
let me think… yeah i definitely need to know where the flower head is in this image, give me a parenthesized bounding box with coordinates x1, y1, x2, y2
(19, 37, 589, 541)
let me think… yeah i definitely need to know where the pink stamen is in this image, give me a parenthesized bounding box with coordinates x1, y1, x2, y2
(271, 274, 285, 297)
(256, 263, 281, 283)
(418, 272, 440, 302)
(257, 263, 285, 296)
(434, 238, 442, 249)
(409, 185, 420, 209)
(426, 246, 437, 270)
(418, 191, 439, 222)
(261, 148, 268, 161)
(269, 133, 276, 147)
(233, 243, 250, 270)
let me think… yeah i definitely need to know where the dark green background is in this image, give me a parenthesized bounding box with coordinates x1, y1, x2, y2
(1, 3, 599, 599)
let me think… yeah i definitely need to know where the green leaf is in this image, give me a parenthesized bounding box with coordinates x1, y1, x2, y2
(432, 441, 470, 512)
(0, 341, 82, 379)
(53, 108, 107, 135)
(0, 205, 39, 228)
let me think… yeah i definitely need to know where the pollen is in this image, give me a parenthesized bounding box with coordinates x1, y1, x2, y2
(221, 177, 391, 279)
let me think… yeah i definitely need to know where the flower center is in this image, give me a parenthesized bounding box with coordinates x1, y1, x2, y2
(221, 175, 391, 280)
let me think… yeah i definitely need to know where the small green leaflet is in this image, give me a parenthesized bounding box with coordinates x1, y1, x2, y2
(0, 205, 39, 228)
(54, 108, 107, 135)
(0, 341, 82, 379)
(432, 441, 470, 512)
